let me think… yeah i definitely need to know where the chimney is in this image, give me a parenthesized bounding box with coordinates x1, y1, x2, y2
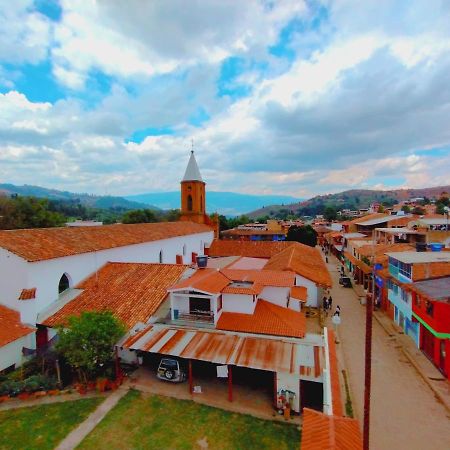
(196, 255, 208, 269)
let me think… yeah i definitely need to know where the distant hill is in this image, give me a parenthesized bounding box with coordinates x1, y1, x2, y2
(247, 185, 450, 218)
(0, 184, 157, 211)
(126, 191, 302, 216)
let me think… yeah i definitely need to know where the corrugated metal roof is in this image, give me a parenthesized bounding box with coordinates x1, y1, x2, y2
(120, 324, 323, 379)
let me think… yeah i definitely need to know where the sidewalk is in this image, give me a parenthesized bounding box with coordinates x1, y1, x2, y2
(373, 310, 450, 413)
(55, 386, 128, 450)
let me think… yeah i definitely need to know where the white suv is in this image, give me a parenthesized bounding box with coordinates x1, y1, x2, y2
(156, 358, 187, 383)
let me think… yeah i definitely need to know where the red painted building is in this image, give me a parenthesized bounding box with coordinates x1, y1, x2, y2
(408, 277, 450, 379)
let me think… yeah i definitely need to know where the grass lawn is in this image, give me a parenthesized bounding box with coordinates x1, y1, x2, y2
(79, 390, 300, 450)
(0, 397, 103, 450)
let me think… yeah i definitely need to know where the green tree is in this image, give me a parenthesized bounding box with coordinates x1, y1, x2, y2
(401, 205, 411, 213)
(324, 206, 337, 221)
(56, 311, 126, 382)
(412, 206, 425, 215)
(122, 209, 157, 224)
(286, 225, 318, 247)
(0, 196, 66, 229)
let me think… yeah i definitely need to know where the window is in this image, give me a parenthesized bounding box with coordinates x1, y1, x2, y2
(187, 194, 193, 211)
(183, 244, 186, 256)
(401, 289, 408, 303)
(399, 262, 412, 279)
(217, 296, 222, 312)
(159, 250, 163, 263)
(425, 301, 434, 317)
(200, 195, 203, 212)
(58, 273, 71, 294)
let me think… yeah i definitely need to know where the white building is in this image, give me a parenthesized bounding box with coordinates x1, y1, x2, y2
(0, 222, 213, 369)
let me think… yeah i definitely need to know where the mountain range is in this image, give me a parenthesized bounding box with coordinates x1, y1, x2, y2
(0, 184, 301, 216)
(247, 185, 450, 218)
(0, 184, 154, 211)
(125, 191, 301, 216)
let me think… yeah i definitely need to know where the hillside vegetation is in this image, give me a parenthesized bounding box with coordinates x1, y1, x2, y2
(248, 185, 450, 219)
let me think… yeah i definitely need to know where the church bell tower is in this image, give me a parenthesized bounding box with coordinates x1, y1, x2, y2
(179, 150, 219, 237)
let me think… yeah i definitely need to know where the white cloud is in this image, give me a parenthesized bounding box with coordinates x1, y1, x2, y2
(51, 0, 306, 88)
(0, 1, 51, 64)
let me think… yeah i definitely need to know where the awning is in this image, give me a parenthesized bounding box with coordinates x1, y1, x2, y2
(120, 324, 324, 381)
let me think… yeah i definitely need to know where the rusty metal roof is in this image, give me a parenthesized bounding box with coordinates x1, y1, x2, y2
(120, 324, 323, 380)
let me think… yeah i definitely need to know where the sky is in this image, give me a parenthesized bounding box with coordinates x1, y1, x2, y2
(1, 0, 450, 199)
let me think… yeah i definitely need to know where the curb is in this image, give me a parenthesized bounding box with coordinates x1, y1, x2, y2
(373, 313, 450, 414)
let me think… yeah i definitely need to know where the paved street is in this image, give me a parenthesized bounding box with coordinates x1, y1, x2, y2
(325, 254, 450, 450)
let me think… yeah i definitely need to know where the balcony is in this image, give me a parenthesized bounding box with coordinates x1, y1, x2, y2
(159, 310, 215, 329)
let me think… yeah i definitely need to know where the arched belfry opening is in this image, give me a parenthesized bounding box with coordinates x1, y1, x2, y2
(58, 273, 71, 294)
(187, 194, 193, 212)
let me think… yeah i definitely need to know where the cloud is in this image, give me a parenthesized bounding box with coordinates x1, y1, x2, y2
(51, 0, 306, 88)
(0, 1, 51, 65)
(1, 0, 450, 200)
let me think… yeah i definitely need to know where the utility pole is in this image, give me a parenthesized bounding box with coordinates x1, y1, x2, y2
(363, 232, 375, 449)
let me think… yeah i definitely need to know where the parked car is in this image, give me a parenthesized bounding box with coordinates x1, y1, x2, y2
(156, 358, 187, 383)
(339, 276, 352, 288)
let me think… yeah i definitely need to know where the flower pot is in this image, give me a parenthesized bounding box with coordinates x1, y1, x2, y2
(96, 378, 108, 393)
(18, 392, 30, 401)
(34, 391, 47, 398)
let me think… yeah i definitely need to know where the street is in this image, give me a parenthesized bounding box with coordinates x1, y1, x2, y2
(325, 254, 450, 450)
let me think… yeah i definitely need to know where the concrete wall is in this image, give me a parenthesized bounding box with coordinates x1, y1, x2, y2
(0, 231, 213, 326)
(0, 333, 35, 371)
(295, 275, 319, 307)
(277, 372, 300, 413)
(222, 293, 256, 314)
(259, 286, 290, 307)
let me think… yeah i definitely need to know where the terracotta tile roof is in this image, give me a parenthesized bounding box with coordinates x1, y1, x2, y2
(42, 262, 187, 329)
(347, 213, 387, 225)
(221, 269, 296, 287)
(207, 239, 295, 259)
(0, 305, 35, 347)
(221, 229, 285, 236)
(264, 242, 332, 287)
(18, 288, 37, 300)
(327, 329, 343, 417)
(301, 408, 363, 450)
(221, 284, 263, 295)
(0, 222, 212, 262)
(387, 215, 418, 227)
(217, 299, 306, 338)
(169, 268, 230, 294)
(291, 286, 307, 302)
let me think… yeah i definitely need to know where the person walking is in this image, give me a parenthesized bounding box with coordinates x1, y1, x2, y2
(334, 304, 341, 316)
(328, 295, 333, 311)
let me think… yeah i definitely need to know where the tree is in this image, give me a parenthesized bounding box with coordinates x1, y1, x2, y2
(0, 196, 66, 229)
(401, 205, 411, 213)
(56, 311, 126, 382)
(324, 206, 337, 221)
(122, 208, 157, 224)
(412, 206, 425, 215)
(286, 225, 318, 247)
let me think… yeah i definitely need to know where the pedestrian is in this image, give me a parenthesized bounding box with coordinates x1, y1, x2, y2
(328, 295, 333, 310)
(322, 296, 328, 310)
(325, 255, 329, 263)
(334, 305, 341, 316)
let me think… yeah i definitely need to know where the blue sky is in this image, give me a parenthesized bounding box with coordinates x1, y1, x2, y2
(0, 0, 449, 197)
